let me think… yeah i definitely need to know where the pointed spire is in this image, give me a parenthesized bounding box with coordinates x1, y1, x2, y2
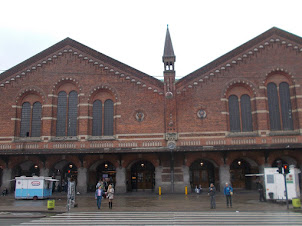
(163, 25, 175, 59)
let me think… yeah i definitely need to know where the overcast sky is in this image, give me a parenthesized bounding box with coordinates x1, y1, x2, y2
(1, 0, 302, 79)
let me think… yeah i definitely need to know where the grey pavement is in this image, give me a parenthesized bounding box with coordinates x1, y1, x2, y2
(0, 190, 300, 214)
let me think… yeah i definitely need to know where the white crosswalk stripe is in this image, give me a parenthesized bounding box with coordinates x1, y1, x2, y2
(18, 211, 302, 225)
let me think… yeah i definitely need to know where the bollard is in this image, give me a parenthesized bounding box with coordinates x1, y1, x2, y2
(185, 186, 188, 195)
(159, 186, 161, 196)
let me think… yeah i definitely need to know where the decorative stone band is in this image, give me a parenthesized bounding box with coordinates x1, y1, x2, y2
(250, 97, 267, 101)
(11, 118, 21, 121)
(42, 105, 57, 108)
(291, 95, 302, 99)
(291, 109, 302, 113)
(77, 116, 93, 119)
(11, 105, 22, 109)
(252, 110, 269, 114)
(48, 94, 58, 98)
(78, 103, 93, 107)
(42, 117, 56, 120)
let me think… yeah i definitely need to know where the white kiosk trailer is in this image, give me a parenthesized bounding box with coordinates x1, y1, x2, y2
(14, 176, 58, 200)
(246, 166, 300, 201)
(264, 167, 300, 201)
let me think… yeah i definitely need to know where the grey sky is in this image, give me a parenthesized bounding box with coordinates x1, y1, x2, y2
(1, 0, 302, 79)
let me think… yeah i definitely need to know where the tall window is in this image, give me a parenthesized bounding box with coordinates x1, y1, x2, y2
(92, 99, 114, 136)
(92, 100, 102, 136)
(228, 94, 253, 132)
(56, 90, 78, 136)
(267, 82, 293, 131)
(20, 101, 42, 137)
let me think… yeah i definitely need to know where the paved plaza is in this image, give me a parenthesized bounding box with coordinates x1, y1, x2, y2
(0, 190, 299, 213)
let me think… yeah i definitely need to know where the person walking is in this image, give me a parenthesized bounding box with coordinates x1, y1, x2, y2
(257, 181, 266, 202)
(95, 185, 104, 209)
(208, 183, 216, 209)
(107, 184, 114, 209)
(224, 183, 233, 208)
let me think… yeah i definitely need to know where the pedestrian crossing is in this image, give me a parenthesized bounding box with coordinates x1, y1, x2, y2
(18, 211, 302, 225)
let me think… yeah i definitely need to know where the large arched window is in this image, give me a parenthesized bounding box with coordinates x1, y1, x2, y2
(92, 100, 102, 136)
(228, 94, 253, 132)
(229, 95, 240, 132)
(104, 99, 114, 136)
(56, 90, 78, 137)
(267, 82, 293, 131)
(20, 101, 42, 137)
(92, 99, 114, 136)
(241, 95, 253, 132)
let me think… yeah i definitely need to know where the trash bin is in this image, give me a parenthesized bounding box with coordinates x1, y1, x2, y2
(268, 192, 274, 200)
(292, 198, 301, 209)
(47, 199, 55, 210)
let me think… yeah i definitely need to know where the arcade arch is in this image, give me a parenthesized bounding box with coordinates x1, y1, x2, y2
(88, 160, 116, 192)
(127, 160, 155, 192)
(189, 159, 217, 190)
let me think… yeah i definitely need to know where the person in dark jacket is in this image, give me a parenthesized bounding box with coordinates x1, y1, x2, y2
(224, 183, 233, 208)
(257, 181, 266, 202)
(208, 183, 216, 209)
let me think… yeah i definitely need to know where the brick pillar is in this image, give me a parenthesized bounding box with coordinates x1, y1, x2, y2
(76, 167, 87, 194)
(1, 168, 12, 192)
(154, 166, 163, 194)
(219, 164, 230, 192)
(182, 165, 191, 193)
(115, 167, 126, 193)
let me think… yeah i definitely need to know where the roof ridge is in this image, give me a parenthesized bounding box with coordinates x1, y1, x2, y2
(176, 27, 302, 87)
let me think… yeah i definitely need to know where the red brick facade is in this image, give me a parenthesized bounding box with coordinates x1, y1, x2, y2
(0, 27, 302, 193)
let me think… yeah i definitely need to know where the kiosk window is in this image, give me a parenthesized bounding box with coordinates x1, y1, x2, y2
(266, 175, 274, 183)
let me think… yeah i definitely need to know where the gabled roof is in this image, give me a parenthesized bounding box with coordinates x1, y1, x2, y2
(176, 27, 302, 87)
(0, 37, 163, 88)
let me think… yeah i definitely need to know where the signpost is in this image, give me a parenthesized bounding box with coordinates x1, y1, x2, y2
(67, 180, 76, 211)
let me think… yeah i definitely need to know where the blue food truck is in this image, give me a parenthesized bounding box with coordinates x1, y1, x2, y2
(14, 176, 58, 200)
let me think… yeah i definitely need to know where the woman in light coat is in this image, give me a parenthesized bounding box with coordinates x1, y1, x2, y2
(107, 184, 114, 209)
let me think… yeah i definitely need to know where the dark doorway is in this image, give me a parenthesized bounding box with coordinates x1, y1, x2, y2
(96, 161, 116, 190)
(190, 159, 215, 190)
(130, 161, 155, 191)
(230, 159, 251, 189)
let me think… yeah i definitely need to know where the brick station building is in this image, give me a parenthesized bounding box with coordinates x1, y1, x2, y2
(0, 27, 302, 194)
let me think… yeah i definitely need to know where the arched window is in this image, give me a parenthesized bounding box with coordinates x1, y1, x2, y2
(20, 101, 42, 137)
(67, 91, 78, 136)
(279, 82, 293, 130)
(92, 100, 102, 136)
(56, 90, 78, 137)
(241, 95, 253, 132)
(267, 82, 293, 131)
(92, 99, 114, 136)
(267, 83, 281, 131)
(20, 102, 31, 137)
(104, 99, 114, 136)
(229, 95, 241, 132)
(228, 94, 253, 132)
(31, 102, 42, 137)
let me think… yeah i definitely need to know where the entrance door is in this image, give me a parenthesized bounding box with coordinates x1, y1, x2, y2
(190, 160, 215, 190)
(192, 170, 209, 188)
(230, 159, 251, 189)
(131, 161, 155, 191)
(96, 161, 116, 190)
